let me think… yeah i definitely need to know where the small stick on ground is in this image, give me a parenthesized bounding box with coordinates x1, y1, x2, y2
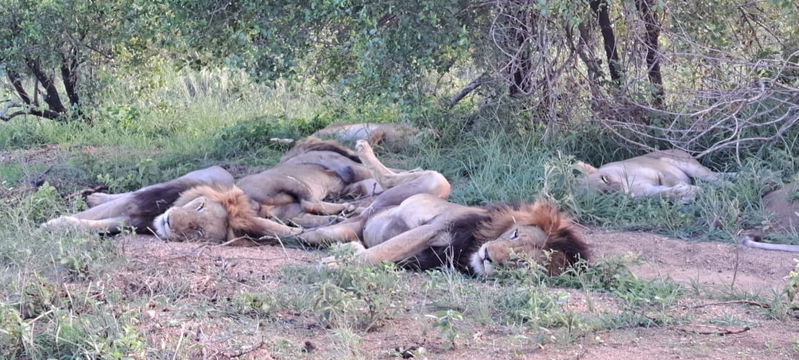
(674, 324, 750, 336)
(225, 339, 265, 358)
(678, 299, 771, 310)
(65, 184, 108, 200)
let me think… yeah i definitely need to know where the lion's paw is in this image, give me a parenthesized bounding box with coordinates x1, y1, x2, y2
(671, 183, 700, 204)
(41, 216, 83, 230)
(355, 139, 375, 156)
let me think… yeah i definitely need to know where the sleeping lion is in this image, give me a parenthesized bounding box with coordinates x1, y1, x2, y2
(43, 138, 380, 242)
(740, 181, 799, 253)
(272, 122, 430, 152)
(575, 149, 730, 203)
(294, 140, 591, 275)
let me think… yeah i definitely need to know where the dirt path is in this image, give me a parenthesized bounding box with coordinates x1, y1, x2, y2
(587, 229, 797, 292)
(110, 230, 798, 359)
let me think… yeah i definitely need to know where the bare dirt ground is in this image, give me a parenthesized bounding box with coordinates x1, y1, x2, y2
(108, 229, 799, 360)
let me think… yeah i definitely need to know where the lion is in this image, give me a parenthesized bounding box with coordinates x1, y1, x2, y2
(294, 140, 590, 275)
(43, 138, 381, 241)
(272, 122, 429, 152)
(575, 149, 731, 203)
(151, 184, 301, 243)
(41, 166, 247, 236)
(739, 181, 799, 252)
(234, 136, 381, 227)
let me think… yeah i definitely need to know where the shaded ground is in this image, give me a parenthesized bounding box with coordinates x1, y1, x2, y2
(106, 230, 799, 359)
(5, 145, 798, 358)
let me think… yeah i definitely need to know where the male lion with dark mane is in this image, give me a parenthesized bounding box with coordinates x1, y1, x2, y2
(575, 149, 731, 203)
(43, 138, 380, 243)
(294, 140, 591, 275)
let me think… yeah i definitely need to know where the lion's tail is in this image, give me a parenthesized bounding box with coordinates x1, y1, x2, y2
(524, 202, 592, 274)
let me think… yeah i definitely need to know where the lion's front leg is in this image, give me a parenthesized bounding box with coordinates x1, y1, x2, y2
(85, 192, 128, 207)
(41, 216, 131, 233)
(354, 224, 447, 265)
(297, 218, 366, 245)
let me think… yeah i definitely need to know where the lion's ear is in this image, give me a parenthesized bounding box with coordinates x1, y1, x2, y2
(574, 161, 598, 174)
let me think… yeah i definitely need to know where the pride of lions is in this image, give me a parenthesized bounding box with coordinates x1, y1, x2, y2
(43, 123, 799, 276)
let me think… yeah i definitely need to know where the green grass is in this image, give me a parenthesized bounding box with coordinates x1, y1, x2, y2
(2, 67, 799, 357)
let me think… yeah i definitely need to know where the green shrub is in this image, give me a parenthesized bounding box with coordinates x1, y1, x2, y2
(281, 245, 406, 330)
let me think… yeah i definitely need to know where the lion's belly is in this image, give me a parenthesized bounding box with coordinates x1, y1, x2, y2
(362, 208, 410, 248)
(612, 163, 690, 186)
(361, 194, 473, 248)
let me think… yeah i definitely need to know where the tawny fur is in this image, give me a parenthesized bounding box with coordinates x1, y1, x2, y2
(476, 202, 571, 241)
(174, 185, 262, 233)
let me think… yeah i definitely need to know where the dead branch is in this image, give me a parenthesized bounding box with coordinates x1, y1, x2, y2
(448, 73, 488, 108)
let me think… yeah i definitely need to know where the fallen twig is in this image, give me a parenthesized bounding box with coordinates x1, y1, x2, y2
(674, 324, 750, 336)
(677, 299, 771, 310)
(224, 339, 265, 358)
(65, 185, 108, 201)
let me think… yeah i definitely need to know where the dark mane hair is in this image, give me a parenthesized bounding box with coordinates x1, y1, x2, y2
(398, 202, 590, 275)
(128, 180, 203, 230)
(398, 212, 491, 274)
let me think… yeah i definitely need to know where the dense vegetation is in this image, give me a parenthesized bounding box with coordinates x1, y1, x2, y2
(1, 0, 799, 358)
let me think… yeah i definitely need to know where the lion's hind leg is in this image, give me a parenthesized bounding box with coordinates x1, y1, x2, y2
(660, 156, 724, 182)
(354, 140, 451, 215)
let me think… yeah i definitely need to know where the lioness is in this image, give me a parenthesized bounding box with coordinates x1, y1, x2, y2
(295, 140, 590, 275)
(272, 122, 427, 152)
(575, 150, 729, 203)
(740, 182, 799, 252)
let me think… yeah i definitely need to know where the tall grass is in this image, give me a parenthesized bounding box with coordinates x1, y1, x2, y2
(2, 67, 796, 236)
(2, 67, 798, 357)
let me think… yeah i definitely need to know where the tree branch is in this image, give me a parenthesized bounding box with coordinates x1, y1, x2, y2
(448, 73, 488, 108)
(590, 0, 622, 85)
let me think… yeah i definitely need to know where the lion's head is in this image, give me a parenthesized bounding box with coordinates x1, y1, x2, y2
(153, 185, 301, 243)
(575, 161, 629, 194)
(467, 202, 589, 276)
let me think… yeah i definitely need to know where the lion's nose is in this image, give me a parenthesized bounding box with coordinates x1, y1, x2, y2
(483, 249, 494, 263)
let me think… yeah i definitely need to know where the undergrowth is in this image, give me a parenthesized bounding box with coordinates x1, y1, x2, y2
(2, 67, 799, 357)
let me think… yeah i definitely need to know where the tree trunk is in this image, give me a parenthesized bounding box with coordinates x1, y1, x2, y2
(635, 0, 664, 107)
(26, 59, 67, 114)
(589, 0, 622, 85)
(509, 0, 535, 96)
(60, 54, 80, 108)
